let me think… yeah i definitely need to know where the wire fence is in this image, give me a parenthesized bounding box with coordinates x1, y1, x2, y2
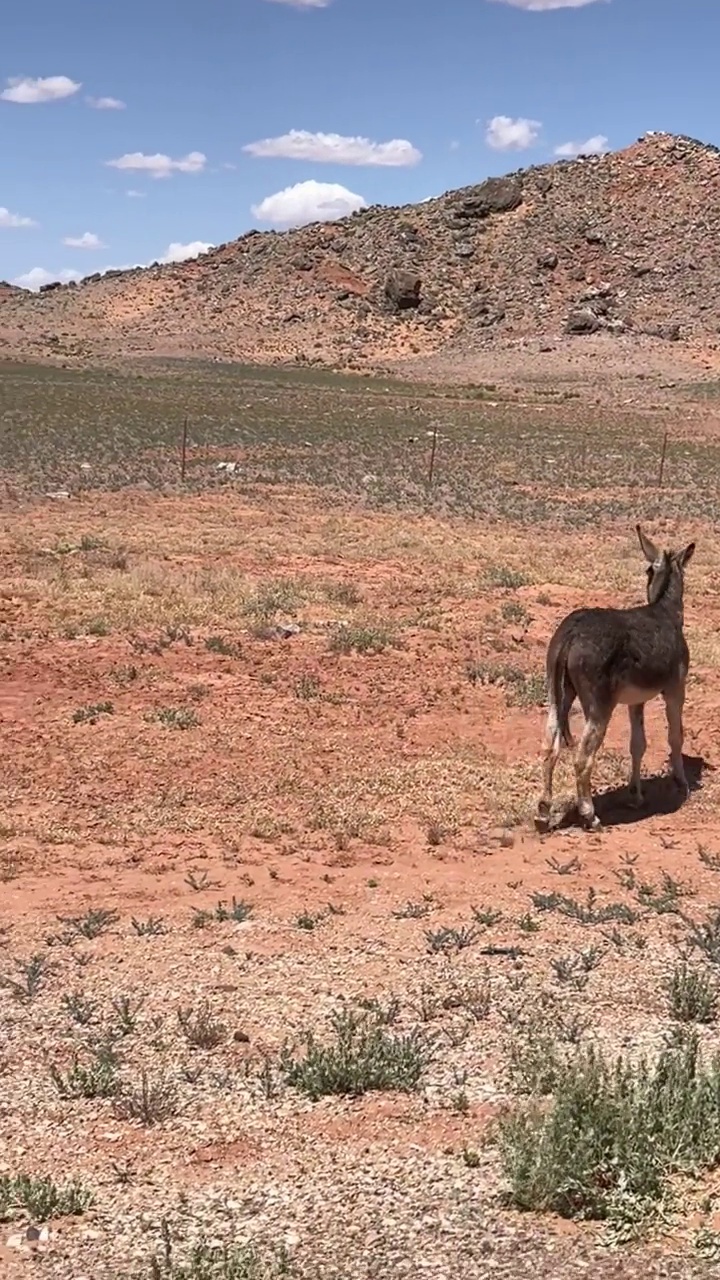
(2, 360, 720, 528)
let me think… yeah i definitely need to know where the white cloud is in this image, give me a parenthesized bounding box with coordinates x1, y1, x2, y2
(485, 114, 541, 150)
(1, 75, 80, 104)
(13, 245, 211, 290)
(93, 243, 211, 270)
(0, 206, 38, 229)
(105, 151, 206, 179)
(263, 0, 332, 7)
(13, 266, 82, 290)
(488, 0, 602, 8)
(251, 179, 366, 229)
(125, 189, 146, 198)
(62, 231, 105, 249)
(244, 129, 421, 167)
(554, 133, 609, 157)
(159, 240, 214, 263)
(86, 95, 126, 110)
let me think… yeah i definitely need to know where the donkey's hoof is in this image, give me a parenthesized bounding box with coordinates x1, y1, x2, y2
(535, 802, 552, 834)
(581, 812, 602, 832)
(626, 790, 644, 810)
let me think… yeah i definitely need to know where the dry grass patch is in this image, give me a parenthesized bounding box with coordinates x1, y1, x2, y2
(241, 575, 308, 624)
(309, 749, 537, 839)
(0, 848, 27, 882)
(3, 558, 254, 633)
(321, 578, 363, 606)
(3, 545, 373, 637)
(685, 623, 720, 671)
(328, 618, 400, 655)
(466, 660, 545, 708)
(8, 507, 704, 644)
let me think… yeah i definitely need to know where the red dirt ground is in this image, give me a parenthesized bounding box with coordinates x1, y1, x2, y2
(2, 487, 720, 1277)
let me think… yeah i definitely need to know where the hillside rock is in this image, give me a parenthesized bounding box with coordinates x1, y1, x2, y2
(3, 132, 720, 368)
(643, 322, 682, 342)
(566, 308, 601, 334)
(453, 176, 523, 219)
(384, 270, 422, 310)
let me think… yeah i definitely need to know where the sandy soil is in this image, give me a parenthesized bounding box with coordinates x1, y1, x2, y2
(1, 479, 720, 1278)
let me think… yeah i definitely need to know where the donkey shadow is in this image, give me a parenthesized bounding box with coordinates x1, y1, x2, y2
(555, 753, 710, 831)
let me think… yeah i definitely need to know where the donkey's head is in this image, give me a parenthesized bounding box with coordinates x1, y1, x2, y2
(636, 525, 695, 607)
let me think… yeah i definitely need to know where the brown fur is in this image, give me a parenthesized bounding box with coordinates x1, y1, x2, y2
(536, 525, 695, 832)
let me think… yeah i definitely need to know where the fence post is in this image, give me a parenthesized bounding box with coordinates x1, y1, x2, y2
(657, 427, 669, 487)
(180, 416, 189, 482)
(427, 423, 438, 491)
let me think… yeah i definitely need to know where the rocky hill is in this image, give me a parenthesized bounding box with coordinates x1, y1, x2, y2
(0, 281, 22, 303)
(2, 131, 720, 371)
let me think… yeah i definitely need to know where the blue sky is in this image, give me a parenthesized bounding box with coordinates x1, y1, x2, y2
(2, 0, 719, 289)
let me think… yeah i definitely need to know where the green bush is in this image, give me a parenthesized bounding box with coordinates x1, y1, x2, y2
(500, 1033, 720, 1223)
(281, 1005, 433, 1099)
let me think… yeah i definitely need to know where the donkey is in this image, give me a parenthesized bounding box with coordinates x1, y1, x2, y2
(535, 525, 695, 833)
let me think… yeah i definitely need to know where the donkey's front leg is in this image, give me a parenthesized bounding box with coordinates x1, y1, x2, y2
(627, 704, 647, 808)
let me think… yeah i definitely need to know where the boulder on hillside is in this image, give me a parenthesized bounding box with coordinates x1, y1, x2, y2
(578, 284, 615, 301)
(580, 295, 612, 317)
(467, 295, 506, 326)
(385, 270, 421, 310)
(642, 322, 681, 342)
(454, 177, 523, 220)
(396, 221, 422, 245)
(537, 251, 558, 270)
(566, 308, 601, 334)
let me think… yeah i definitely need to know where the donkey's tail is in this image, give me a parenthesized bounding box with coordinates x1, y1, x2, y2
(548, 639, 574, 748)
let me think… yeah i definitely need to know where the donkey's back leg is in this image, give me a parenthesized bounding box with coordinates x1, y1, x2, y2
(573, 699, 612, 830)
(536, 682, 576, 833)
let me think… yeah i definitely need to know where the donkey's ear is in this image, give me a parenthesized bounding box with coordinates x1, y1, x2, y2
(636, 524, 660, 564)
(678, 541, 696, 568)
